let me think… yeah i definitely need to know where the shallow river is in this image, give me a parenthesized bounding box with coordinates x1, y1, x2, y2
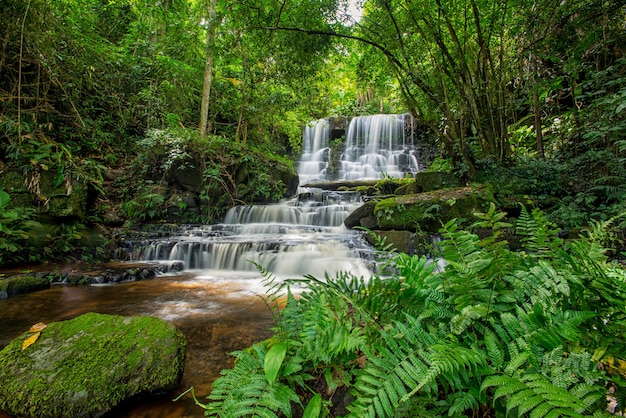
(0, 271, 275, 418)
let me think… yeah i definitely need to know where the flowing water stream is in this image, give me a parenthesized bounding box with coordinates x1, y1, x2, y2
(0, 114, 421, 418)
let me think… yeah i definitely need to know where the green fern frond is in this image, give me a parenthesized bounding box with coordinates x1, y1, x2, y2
(516, 204, 562, 256)
(447, 389, 480, 416)
(450, 304, 489, 335)
(484, 328, 505, 368)
(205, 343, 301, 418)
(482, 371, 602, 418)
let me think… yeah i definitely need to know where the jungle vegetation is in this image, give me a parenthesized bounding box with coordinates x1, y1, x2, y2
(1, 0, 624, 236)
(1, 0, 626, 415)
(196, 207, 626, 417)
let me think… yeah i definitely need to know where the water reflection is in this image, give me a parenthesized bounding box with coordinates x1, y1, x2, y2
(0, 272, 275, 418)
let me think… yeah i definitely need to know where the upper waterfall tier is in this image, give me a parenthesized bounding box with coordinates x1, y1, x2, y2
(298, 114, 423, 184)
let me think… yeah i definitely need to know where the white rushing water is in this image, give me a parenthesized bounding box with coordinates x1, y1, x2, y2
(132, 114, 427, 282)
(132, 190, 374, 280)
(298, 113, 423, 183)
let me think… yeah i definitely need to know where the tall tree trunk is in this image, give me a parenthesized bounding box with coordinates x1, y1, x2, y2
(199, 0, 218, 137)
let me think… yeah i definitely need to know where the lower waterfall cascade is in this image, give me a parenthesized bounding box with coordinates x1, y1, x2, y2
(126, 190, 375, 281)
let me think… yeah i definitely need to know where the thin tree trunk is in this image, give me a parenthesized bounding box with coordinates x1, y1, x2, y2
(18, 0, 32, 143)
(199, 0, 218, 137)
(532, 54, 545, 158)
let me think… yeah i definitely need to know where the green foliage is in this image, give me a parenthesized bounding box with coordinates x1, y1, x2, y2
(116, 128, 295, 224)
(205, 208, 626, 417)
(121, 192, 166, 223)
(0, 190, 39, 264)
(199, 341, 303, 418)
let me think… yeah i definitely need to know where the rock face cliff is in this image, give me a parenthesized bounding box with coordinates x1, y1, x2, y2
(0, 312, 187, 418)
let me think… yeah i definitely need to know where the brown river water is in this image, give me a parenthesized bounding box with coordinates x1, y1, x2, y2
(0, 271, 275, 418)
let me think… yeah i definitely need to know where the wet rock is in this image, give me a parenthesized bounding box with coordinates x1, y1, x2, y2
(344, 200, 378, 229)
(0, 275, 50, 299)
(407, 172, 461, 194)
(170, 157, 204, 193)
(0, 312, 187, 418)
(359, 215, 379, 230)
(364, 230, 431, 255)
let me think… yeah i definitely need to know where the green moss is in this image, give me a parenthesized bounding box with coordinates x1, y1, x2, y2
(0, 275, 50, 299)
(408, 172, 462, 193)
(0, 312, 187, 418)
(374, 186, 494, 233)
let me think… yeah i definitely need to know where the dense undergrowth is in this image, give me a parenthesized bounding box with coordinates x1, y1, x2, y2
(193, 206, 626, 417)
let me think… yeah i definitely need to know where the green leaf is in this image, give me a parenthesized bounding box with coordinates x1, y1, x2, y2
(302, 393, 322, 418)
(264, 342, 287, 386)
(53, 165, 65, 188)
(0, 190, 9, 207)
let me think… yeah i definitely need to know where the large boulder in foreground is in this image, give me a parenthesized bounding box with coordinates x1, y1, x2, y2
(0, 312, 187, 418)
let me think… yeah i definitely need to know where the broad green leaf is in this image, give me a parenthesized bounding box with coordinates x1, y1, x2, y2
(302, 393, 322, 418)
(0, 190, 9, 207)
(264, 342, 287, 386)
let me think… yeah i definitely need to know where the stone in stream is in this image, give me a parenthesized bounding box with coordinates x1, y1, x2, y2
(0, 312, 187, 418)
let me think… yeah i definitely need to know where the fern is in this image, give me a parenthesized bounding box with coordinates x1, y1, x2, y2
(482, 370, 605, 417)
(348, 315, 489, 418)
(205, 342, 302, 418)
(204, 210, 626, 417)
(516, 204, 562, 256)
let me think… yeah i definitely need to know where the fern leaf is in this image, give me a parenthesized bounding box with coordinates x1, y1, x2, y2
(448, 390, 479, 416)
(484, 328, 505, 368)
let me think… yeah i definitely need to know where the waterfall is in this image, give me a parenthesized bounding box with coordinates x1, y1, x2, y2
(341, 113, 420, 180)
(297, 114, 422, 183)
(131, 191, 374, 279)
(298, 118, 331, 184)
(127, 113, 426, 282)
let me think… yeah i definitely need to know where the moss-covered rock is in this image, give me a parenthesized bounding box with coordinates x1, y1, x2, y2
(39, 170, 89, 219)
(344, 200, 378, 229)
(0, 275, 50, 299)
(374, 185, 494, 233)
(0, 168, 89, 219)
(406, 172, 461, 194)
(0, 312, 187, 418)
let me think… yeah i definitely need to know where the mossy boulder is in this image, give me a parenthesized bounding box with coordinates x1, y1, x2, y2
(0, 275, 50, 299)
(0, 169, 32, 208)
(0, 312, 187, 418)
(406, 172, 461, 194)
(344, 200, 378, 229)
(39, 170, 89, 219)
(365, 230, 431, 255)
(374, 185, 494, 233)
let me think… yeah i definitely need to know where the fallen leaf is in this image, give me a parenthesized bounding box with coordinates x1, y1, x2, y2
(29, 322, 47, 333)
(22, 332, 41, 351)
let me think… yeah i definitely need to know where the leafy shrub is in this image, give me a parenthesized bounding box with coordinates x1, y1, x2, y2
(0, 190, 39, 264)
(198, 208, 626, 417)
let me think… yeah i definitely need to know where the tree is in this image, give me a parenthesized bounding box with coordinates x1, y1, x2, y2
(199, 0, 219, 136)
